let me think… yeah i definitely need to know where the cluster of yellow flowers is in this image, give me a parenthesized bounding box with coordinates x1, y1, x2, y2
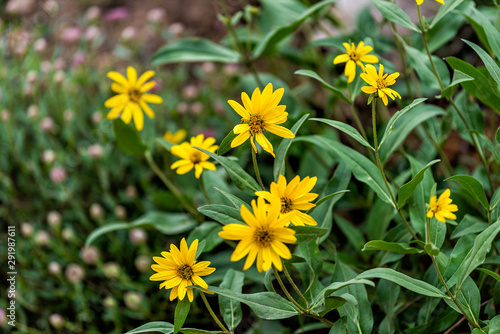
(104, 55, 457, 302)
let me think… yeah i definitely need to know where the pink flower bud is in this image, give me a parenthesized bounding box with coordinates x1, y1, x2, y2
(43, 0, 58, 14)
(40, 117, 55, 132)
(1, 109, 11, 121)
(72, 52, 86, 67)
(169, 22, 184, 36)
(87, 144, 103, 158)
(121, 26, 137, 41)
(49, 314, 65, 329)
(48, 261, 61, 275)
(65, 263, 84, 283)
(6, 0, 35, 14)
(91, 111, 102, 124)
(129, 228, 147, 245)
(114, 205, 126, 219)
(33, 38, 47, 53)
(42, 150, 56, 164)
(84, 26, 100, 41)
(34, 230, 50, 246)
(224, 63, 239, 76)
(190, 102, 203, 115)
(53, 70, 65, 84)
(147, 8, 166, 23)
(85, 6, 101, 21)
(177, 102, 188, 115)
(41, 60, 51, 73)
(125, 185, 137, 198)
(201, 62, 215, 74)
(89, 203, 103, 219)
(0, 309, 6, 327)
(53, 58, 66, 70)
(104, 7, 129, 22)
(26, 70, 37, 83)
(80, 246, 99, 265)
(64, 109, 73, 121)
(61, 27, 81, 43)
(49, 166, 67, 183)
(27, 105, 39, 119)
(47, 210, 62, 228)
(62, 228, 73, 241)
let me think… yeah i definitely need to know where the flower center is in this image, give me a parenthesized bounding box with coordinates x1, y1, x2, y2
(129, 89, 142, 103)
(190, 152, 202, 164)
(428, 202, 438, 214)
(177, 264, 194, 280)
(349, 51, 359, 61)
(281, 197, 293, 214)
(248, 115, 265, 135)
(376, 79, 387, 90)
(254, 228, 273, 247)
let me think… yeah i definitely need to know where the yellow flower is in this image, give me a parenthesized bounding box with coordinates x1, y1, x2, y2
(228, 83, 295, 157)
(150, 238, 215, 302)
(218, 197, 297, 272)
(333, 41, 379, 83)
(426, 189, 458, 223)
(416, 0, 445, 5)
(171, 134, 218, 179)
(360, 64, 401, 106)
(164, 129, 187, 144)
(105, 66, 163, 131)
(255, 175, 318, 226)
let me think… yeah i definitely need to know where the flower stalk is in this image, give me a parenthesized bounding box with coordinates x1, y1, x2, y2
(200, 291, 231, 334)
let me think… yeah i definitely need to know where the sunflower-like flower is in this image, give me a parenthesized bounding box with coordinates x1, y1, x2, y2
(228, 83, 295, 157)
(150, 238, 215, 302)
(426, 189, 458, 223)
(416, 0, 445, 5)
(164, 129, 187, 144)
(218, 197, 296, 272)
(171, 134, 218, 179)
(105, 66, 163, 131)
(333, 41, 379, 83)
(255, 175, 318, 227)
(361, 64, 401, 106)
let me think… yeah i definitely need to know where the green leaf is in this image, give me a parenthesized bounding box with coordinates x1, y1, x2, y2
(476, 267, 500, 282)
(357, 268, 449, 299)
(112, 119, 147, 156)
(152, 38, 241, 65)
(491, 186, 500, 211)
(311, 279, 375, 310)
(469, 7, 500, 59)
(330, 317, 347, 333)
(126, 322, 174, 334)
(445, 175, 489, 210)
(85, 212, 196, 246)
(157, 138, 174, 152)
(378, 98, 427, 150)
(335, 215, 365, 252)
(187, 222, 223, 253)
(450, 215, 488, 239)
(294, 69, 350, 104)
(441, 70, 474, 99)
(201, 286, 300, 320)
(398, 159, 440, 208)
(405, 44, 450, 90)
(274, 114, 310, 181)
(195, 148, 260, 195)
(371, 0, 420, 32)
(213, 187, 250, 210)
(251, 0, 337, 60)
(447, 220, 500, 291)
(219, 270, 245, 331)
(362, 240, 423, 254)
(217, 130, 238, 156)
(174, 298, 191, 334)
(197, 204, 243, 225)
(464, 39, 500, 87)
(180, 329, 219, 334)
(307, 190, 350, 215)
(289, 226, 329, 243)
(429, 0, 465, 29)
(310, 118, 374, 150)
(446, 57, 500, 111)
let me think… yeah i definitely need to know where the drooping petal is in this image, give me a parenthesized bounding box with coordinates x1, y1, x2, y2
(255, 132, 274, 157)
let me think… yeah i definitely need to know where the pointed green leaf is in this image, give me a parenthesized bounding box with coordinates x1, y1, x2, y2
(294, 69, 350, 103)
(213, 187, 250, 210)
(362, 240, 423, 254)
(429, 0, 465, 29)
(307, 190, 350, 215)
(126, 322, 174, 334)
(174, 298, 191, 334)
(197, 204, 243, 225)
(441, 70, 474, 99)
(475, 267, 500, 282)
(464, 39, 500, 87)
(311, 118, 374, 150)
(112, 119, 147, 155)
(398, 159, 440, 208)
(289, 226, 329, 243)
(371, 0, 420, 32)
(445, 175, 489, 210)
(217, 130, 238, 156)
(219, 270, 245, 330)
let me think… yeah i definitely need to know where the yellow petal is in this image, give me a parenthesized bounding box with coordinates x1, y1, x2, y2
(142, 94, 163, 104)
(136, 70, 155, 87)
(127, 66, 137, 86)
(333, 54, 350, 64)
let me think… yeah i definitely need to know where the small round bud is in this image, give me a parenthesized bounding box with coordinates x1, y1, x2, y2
(65, 263, 84, 283)
(84, 26, 100, 41)
(61, 27, 81, 43)
(134, 255, 152, 273)
(125, 185, 137, 198)
(53, 70, 65, 84)
(42, 150, 56, 164)
(48, 261, 61, 275)
(224, 63, 239, 76)
(85, 6, 101, 21)
(190, 102, 203, 115)
(1, 109, 11, 121)
(91, 111, 102, 124)
(26, 70, 37, 83)
(103, 296, 116, 309)
(34, 230, 50, 246)
(47, 210, 62, 228)
(21, 223, 33, 237)
(62, 228, 73, 241)
(177, 102, 188, 115)
(27, 105, 39, 119)
(40, 117, 55, 132)
(49, 166, 67, 183)
(114, 205, 126, 219)
(102, 262, 120, 279)
(129, 228, 147, 245)
(182, 84, 198, 100)
(34, 38, 47, 53)
(147, 8, 166, 23)
(80, 245, 99, 265)
(87, 144, 103, 159)
(124, 292, 142, 310)
(49, 314, 65, 329)
(64, 109, 73, 121)
(201, 62, 215, 74)
(53, 58, 66, 70)
(121, 26, 137, 41)
(43, 0, 59, 14)
(41, 60, 51, 73)
(169, 22, 184, 36)
(89, 203, 104, 219)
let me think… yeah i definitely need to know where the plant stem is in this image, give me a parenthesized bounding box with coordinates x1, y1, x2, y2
(200, 291, 230, 334)
(144, 151, 202, 221)
(283, 264, 309, 309)
(389, 22, 414, 100)
(372, 99, 419, 240)
(348, 83, 369, 141)
(200, 175, 211, 204)
(272, 265, 306, 312)
(251, 149, 265, 190)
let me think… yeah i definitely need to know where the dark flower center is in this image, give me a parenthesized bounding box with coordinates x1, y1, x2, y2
(281, 197, 293, 214)
(129, 89, 142, 103)
(190, 152, 202, 164)
(376, 79, 387, 90)
(349, 51, 359, 61)
(248, 115, 265, 135)
(254, 228, 273, 247)
(177, 264, 194, 280)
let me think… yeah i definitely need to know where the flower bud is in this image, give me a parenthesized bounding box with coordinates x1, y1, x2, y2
(134, 255, 152, 273)
(102, 262, 120, 279)
(182, 84, 198, 100)
(177, 102, 188, 115)
(34, 230, 50, 246)
(62, 228, 73, 241)
(121, 26, 137, 41)
(1, 109, 11, 121)
(33, 38, 47, 53)
(169, 22, 184, 36)
(84, 25, 100, 41)
(64, 109, 73, 121)
(49, 166, 67, 183)
(26, 70, 37, 83)
(114, 205, 126, 219)
(6, 0, 35, 14)
(47, 210, 62, 228)
(91, 111, 102, 124)
(125, 185, 137, 198)
(48, 261, 61, 275)
(72, 52, 86, 67)
(129, 228, 147, 245)
(42, 150, 56, 164)
(65, 263, 84, 283)
(53, 70, 65, 84)
(103, 296, 116, 309)
(104, 7, 129, 22)
(43, 0, 59, 14)
(41, 60, 51, 73)
(80, 245, 99, 265)
(21, 223, 33, 237)
(53, 58, 66, 70)
(190, 102, 203, 115)
(124, 292, 142, 310)
(49, 314, 65, 329)
(224, 63, 239, 76)
(201, 62, 215, 74)
(27, 105, 39, 119)
(89, 203, 104, 219)
(40, 117, 55, 132)
(87, 144, 103, 158)
(85, 6, 101, 21)
(147, 8, 166, 23)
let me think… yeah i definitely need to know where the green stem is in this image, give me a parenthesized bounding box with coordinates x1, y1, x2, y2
(390, 22, 414, 100)
(372, 99, 419, 241)
(272, 265, 306, 312)
(200, 291, 231, 334)
(417, 6, 444, 90)
(251, 149, 265, 190)
(348, 83, 369, 142)
(426, 217, 431, 244)
(283, 264, 309, 309)
(200, 176, 212, 204)
(144, 151, 202, 221)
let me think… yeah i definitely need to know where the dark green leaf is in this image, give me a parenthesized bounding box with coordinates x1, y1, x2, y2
(476, 268, 500, 282)
(446, 175, 489, 210)
(310, 118, 374, 150)
(307, 190, 350, 215)
(219, 270, 245, 330)
(429, 0, 465, 29)
(398, 159, 440, 208)
(450, 215, 488, 239)
(217, 130, 238, 156)
(197, 204, 243, 225)
(289, 226, 329, 243)
(441, 70, 474, 99)
(371, 0, 420, 32)
(464, 39, 500, 87)
(174, 298, 191, 334)
(112, 119, 147, 156)
(213, 187, 250, 210)
(187, 222, 223, 253)
(294, 69, 350, 104)
(311, 279, 375, 310)
(362, 240, 423, 254)
(126, 322, 174, 334)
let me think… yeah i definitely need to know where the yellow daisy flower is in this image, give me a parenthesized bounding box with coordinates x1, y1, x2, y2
(228, 83, 295, 157)
(416, 0, 445, 5)
(105, 66, 163, 131)
(218, 197, 297, 272)
(171, 134, 218, 179)
(360, 64, 401, 106)
(164, 129, 187, 144)
(150, 238, 215, 302)
(333, 41, 379, 83)
(426, 189, 458, 223)
(255, 175, 318, 226)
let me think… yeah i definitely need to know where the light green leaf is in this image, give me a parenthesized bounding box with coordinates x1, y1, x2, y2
(201, 286, 300, 320)
(491, 186, 500, 211)
(429, 0, 465, 29)
(371, 0, 420, 32)
(85, 212, 196, 246)
(398, 159, 440, 208)
(469, 7, 500, 59)
(294, 69, 350, 104)
(441, 70, 474, 99)
(357, 268, 449, 298)
(307, 190, 350, 215)
(274, 114, 310, 181)
(289, 226, 329, 243)
(464, 39, 500, 87)
(197, 204, 243, 225)
(157, 138, 174, 152)
(195, 147, 260, 195)
(311, 118, 374, 150)
(476, 267, 500, 282)
(446, 175, 489, 210)
(112, 119, 147, 156)
(152, 38, 241, 65)
(311, 279, 375, 310)
(251, 0, 337, 60)
(217, 130, 238, 156)
(187, 222, 223, 253)
(219, 270, 245, 330)
(213, 187, 250, 210)
(450, 215, 488, 239)
(362, 240, 423, 254)
(126, 322, 174, 334)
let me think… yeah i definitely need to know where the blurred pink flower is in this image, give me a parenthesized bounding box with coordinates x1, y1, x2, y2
(26, 70, 37, 83)
(169, 22, 184, 36)
(134, 255, 151, 272)
(84, 26, 100, 41)
(47, 210, 62, 228)
(85, 6, 101, 21)
(177, 102, 188, 115)
(21, 223, 33, 237)
(48, 261, 61, 275)
(72, 52, 86, 67)
(6, 0, 35, 14)
(53, 58, 66, 70)
(34, 38, 47, 53)
(201, 62, 215, 74)
(61, 27, 82, 43)
(121, 26, 137, 41)
(53, 70, 65, 84)
(182, 84, 199, 100)
(190, 102, 203, 115)
(65, 264, 84, 283)
(149, 80, 163, 93)
(49, 314, 65, 329)
(87, 144, 103, 158)
(125, 185, 137, 198)
(80, 246, 100, 265)
(41, 60, 51, 73)
(114, 205, 126, 219)
(40, 117, 55, 132)
(49, 166, 67, 183)
(91, 111, 102, 124)
(104, 7, 129, 22)
(202, 128, 217, 138)
(34, 230, 50, 246)
(1, 109, 11, 121)
(129, 228, 147, 245)
(147, 8, 166, 23)
(89, 203, 104, 219)
(43, 0, 58, 14)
